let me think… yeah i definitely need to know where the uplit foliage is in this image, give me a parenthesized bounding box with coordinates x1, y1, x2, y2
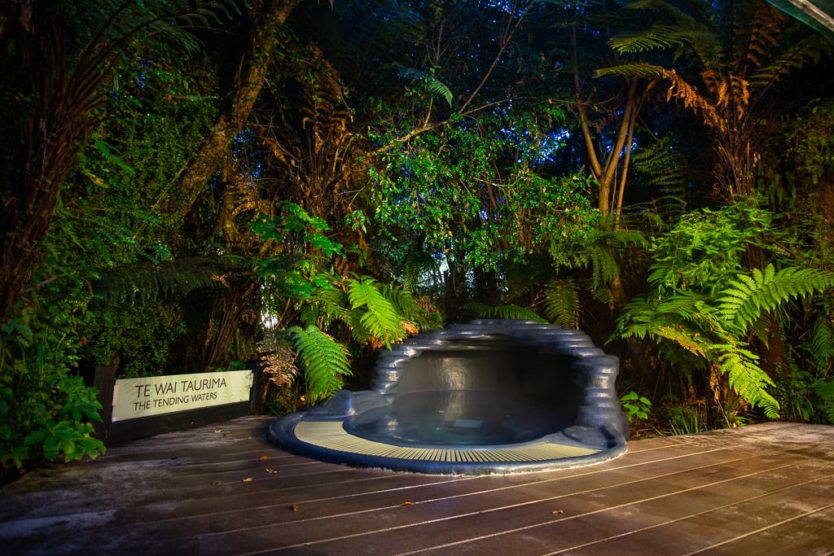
(372, 108, 599, 271)
(617, 203, 834, 419)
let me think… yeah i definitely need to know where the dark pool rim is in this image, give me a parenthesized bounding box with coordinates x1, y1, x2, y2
(268, 412, 628, 475)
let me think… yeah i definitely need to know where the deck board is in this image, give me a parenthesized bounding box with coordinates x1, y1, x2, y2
(1, 416, 832, 555)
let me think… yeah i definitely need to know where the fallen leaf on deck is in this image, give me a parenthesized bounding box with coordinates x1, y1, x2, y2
(211, 481, 220, 486)
(242, 477, 254, 483)
(264, 468, 279, 474)
(213, 428, 223, 433)
(400, 501, 414, 507)
(551, 509, 565, 515)
(290, 503, 300, 512)
(259, 455, 269, 461)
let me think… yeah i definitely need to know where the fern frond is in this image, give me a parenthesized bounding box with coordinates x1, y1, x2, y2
(97, 256, 224, 302)
(809, 317, 834, 373)
(633, 136, 687, 204)
(288, 325, 351, 402)
(595, 63, 666, 79)
(610, 25, 712, 54)
(300, 286, 350, 328)
(713, 345, 780, 418)
(465, 302, 547, 323)
(716, 265, 834, 332)
(664, 69, 724, 131)
(542, 278, 580, 328)
(813, 380, 834, 425)
(749, 35, 831, 90)
(347, 278, 405, 346)
(397, 66, 453, 106)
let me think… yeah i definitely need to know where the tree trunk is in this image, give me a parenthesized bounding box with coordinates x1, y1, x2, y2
(168, 0, 302, 221)
(0, 15, 104, 318)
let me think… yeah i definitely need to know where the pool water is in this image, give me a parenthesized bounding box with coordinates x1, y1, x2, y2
(346, 390, 574, 446)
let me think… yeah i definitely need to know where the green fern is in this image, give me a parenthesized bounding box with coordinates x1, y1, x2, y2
(809, 317, 834, 373)
(714, 345, 779, 418)
(397, 66, 454, 107)
(813, 380, 834, 424)
(300, 286, 350, 328)
(288, 325, 351, 402)
(379, 283, 441, 331)
(465, 302, 547, 323)
(347, 278, 405, 346)
(716, 265, 834, 333)
(632, 136, 687, 212)
(595, 62, 667, 79)
(542, 279, 580, 328)
(97, 256, 223, 302)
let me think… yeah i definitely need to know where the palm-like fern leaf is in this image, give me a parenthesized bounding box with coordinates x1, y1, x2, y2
(714, 345, 779, 418)
(542, 278, 580, 328)
(347, 278, 405, 346)
(288, 325, 351, 401)
(397, 66, 454, 107)
(97, 256, 225, 302)
(716, 264, 834, 332)
(595, 62, 667, 79)
(810, 317, 834, 373)
(300, 286, 350, 328)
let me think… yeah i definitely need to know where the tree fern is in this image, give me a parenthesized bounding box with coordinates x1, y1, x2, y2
(347, 278, 405, 346)
(542, 278, 580, 328)
(288, 325, 351, 402)
(716, 265, 834, 332)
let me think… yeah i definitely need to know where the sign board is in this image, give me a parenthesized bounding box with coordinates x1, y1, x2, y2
(112, 370, 253, 422)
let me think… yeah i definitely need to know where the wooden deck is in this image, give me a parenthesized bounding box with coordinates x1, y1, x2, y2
(1, 417, 833, 555)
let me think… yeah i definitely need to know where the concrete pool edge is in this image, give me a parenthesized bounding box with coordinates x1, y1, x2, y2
(268, 412, 628, 475)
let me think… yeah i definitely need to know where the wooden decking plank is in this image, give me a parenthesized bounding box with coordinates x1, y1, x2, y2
(2, 417, 832, 555)
(409, 460, 833, 555)
(697, 505, 834, 555)
(564, 477, 834, 555)
(194, 446, 793, 554)
(269, 450, 807, 555)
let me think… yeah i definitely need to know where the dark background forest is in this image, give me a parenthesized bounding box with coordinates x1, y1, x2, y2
(1, 0, 833, 480)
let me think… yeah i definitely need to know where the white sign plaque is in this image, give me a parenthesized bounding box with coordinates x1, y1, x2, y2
(111, 370, 253, 422)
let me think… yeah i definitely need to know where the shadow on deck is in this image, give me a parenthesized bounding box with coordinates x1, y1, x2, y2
(1, 417, 833, 555)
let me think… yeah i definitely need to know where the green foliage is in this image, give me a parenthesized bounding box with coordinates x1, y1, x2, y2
(618, 204, 834, 418)
(464, 302, 547, 323)
(620, 391, 652, 422)
(397, 66, 454, 107)
(347, 278, 406, 347)
(648, 203, 774, 293)
(542, 278, 580, 328)
(717, 266, 834, 333)
(371, 107, 598, 272)
(1, 319, 105, 478)
(287, 325, 352, 402)
(668, 406, 707, 436)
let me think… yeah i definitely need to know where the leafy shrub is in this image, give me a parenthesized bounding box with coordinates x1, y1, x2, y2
(620, 391, 652, 422)
(1, 320, 105, 481)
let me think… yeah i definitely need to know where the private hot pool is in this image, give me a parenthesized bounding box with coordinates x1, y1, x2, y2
(269, 319, 628, 474)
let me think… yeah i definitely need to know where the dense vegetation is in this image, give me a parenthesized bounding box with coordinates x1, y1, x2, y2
(1, 0, 833, 480)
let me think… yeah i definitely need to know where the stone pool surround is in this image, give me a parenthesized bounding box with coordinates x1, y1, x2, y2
(269, 319, 628, 474)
